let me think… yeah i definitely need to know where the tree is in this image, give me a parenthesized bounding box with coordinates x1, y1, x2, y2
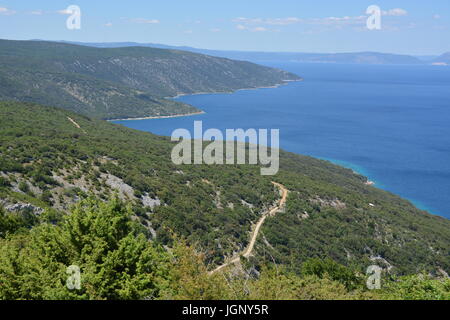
(301, 258, 362, 290)
(0, 197, 170, 300)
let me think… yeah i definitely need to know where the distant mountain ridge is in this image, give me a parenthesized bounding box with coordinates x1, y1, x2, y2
(433, 52, 450, 65)
(0, 39, 300, 119)
(61, 40, 428, 65)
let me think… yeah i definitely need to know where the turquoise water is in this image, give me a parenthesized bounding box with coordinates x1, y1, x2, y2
(114, 63, 450, 218)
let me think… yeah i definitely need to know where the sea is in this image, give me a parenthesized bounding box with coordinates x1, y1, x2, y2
(114, 62, 450, 219)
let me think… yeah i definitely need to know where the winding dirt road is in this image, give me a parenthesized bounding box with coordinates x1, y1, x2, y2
(210, 182, 288, 275)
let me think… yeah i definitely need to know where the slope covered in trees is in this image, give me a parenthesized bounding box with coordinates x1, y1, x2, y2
(0, 39, 300, 119)
(1, 196, 449, 300)
(1, 101, 449, 287)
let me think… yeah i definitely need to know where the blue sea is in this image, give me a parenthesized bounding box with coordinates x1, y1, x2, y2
(114, 63, 450, 219)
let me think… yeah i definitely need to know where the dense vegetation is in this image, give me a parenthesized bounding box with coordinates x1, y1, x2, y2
(0, 39, 300, 119)
(1, 101, 449, 296)
(1, 196, 449, 300)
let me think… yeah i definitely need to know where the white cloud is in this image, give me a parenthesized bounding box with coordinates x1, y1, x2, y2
(253, 27, 267, 32)
(183, 30, 193, 34)
(210, 28, 221, 32)
(104, 22, 113, 27)
(130, 18, 160, 24)
(234, 17, 301, 25)
(433, 14, 441, 20)
(234, 17, 263, 25)
(233, 9, 407, 32)
(268, 17, 302, 25)
(309, 15, 366, 26)
(236, 24, 267, 32)
(234, 15, 367, 29)
(0, 7, 16, 15)
(30, 10, 43, 15)
(382, 8, 408, 16)
(57, 9, 72, 15)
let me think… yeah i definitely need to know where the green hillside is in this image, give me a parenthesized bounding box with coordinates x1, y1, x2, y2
(1, 101, 449, 275)
(0, 39, 300, 119)
(1, 101, 449, 299)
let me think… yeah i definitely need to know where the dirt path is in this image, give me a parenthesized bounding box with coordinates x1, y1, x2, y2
(67, 117, 87, 134)
(210, 182, 288, 274)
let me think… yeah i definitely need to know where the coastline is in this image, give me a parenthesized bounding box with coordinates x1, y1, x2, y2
(319, 156, 441, 215)
(108, 111, 205, 122)
(110, 78, 303, 121)
(169, 78, 303, 99)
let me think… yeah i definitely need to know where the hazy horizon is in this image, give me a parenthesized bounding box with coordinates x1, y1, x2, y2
(1, 38, 446, 58)
(0, 0, 449, 55)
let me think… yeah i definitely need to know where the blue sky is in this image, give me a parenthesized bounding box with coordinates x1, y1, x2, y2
(0, 0, 449, 55)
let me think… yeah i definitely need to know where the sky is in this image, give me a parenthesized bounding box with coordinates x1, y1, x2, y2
(0, 0, 449, 55)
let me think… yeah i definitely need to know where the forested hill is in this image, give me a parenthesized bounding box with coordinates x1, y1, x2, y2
(1, 101, 449, 285)
(0, 39, 300, 119)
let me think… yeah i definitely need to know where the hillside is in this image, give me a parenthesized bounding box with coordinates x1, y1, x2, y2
(1, 101, 449, 279)
(0, 39, 300, 119)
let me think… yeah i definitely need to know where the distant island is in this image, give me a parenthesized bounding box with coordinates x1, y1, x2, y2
(61, 40, 449, 65)
(433, 52, 450, 65)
